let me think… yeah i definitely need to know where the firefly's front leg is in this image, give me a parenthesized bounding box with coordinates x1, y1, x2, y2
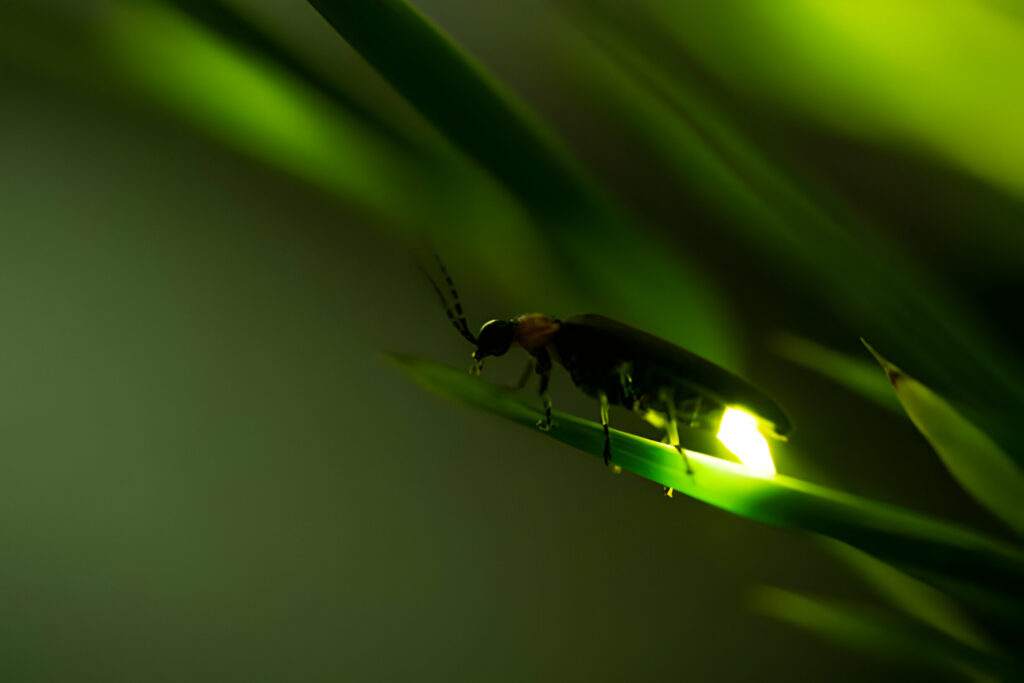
(535, 349, 553, 431)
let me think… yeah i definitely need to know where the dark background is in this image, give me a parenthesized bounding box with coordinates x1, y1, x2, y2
(2, 1, 1021, 681)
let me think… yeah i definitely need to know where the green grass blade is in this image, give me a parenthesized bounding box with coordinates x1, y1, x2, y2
(824, 540, 992, 652)
(7, 2, 529, 250)
(165, 0, 423, 155)
(389, 354, 1024, 602)
(864, 341, 1024, 537)
(306, 0, 603, 223)
(910, 571, 1024, 630)
(752, 587, 1018, 681)
(100, 2, 430, 228)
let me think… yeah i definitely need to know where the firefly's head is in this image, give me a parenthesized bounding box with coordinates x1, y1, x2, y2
(473, 320, 516, 360)
(473, 314, 561, 361)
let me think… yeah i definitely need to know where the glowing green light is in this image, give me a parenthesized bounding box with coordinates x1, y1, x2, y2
(717, 408, 776, 478)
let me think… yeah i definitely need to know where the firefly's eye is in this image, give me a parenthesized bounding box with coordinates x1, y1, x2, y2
(476, 320, 515, 357)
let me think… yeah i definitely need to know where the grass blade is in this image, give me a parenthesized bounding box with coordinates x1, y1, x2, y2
(824, 540, 992, 651)
(306, 0, 603, 224)
(165, 0, 423, 155)
(752, 587, 1018, 681)
(864, 341, 1024, 537)
(101, 2, 430, 227)
(389, 354, 1024, 602)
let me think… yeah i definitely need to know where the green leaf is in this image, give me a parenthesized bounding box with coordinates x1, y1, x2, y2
(910, 570, 1024, 630)
(864, 340, 1024, 537)
(389, 354, 1024, 602)
(752, 587, 1018, 681)
(165, 0, 423, 155)
(305, 0, 604, 225)
(824, 540, 992, 652)
(100, 2, 434, 228)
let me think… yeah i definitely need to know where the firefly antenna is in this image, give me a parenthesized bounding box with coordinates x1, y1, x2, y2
(419, 253, 477, 345)
(434, 253, 475, 340)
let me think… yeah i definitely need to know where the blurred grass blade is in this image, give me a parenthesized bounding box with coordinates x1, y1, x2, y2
(752, 587, 1017, 681)
(911, 570, 1024, 630)
(389, 354, 1024, 601)
(165, 0, 422, 155)
(101, 2, 430, 228)
(771, 333, 903, 413)
(825, 540, 992, 652)
(864, 340, 1024, 536)
(305, 0, 603, 223)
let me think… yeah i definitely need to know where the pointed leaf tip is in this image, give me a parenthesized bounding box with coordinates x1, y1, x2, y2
(861, 338, 902, 388)
(862, 341, 1024, 537)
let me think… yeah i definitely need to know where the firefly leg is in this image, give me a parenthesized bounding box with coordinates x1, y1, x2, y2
(599, 391, 612, 466)
(615, 362, 637, 410)
(657, 390, 694, 498)
(511, 357, 536, 390)
(688, 395, 703, 429)
(535, 350, 553, 431)
(664, 393, 694, 477)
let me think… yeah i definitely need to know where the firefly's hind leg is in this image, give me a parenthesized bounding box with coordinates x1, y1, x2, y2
(599, 391, 612, 466)
(615, 362, 636, 409)
(664, 395, 694, 476)
(687, 396, 703, 430)
(535, 349, 553, 431)
(660, 389, 694, 498)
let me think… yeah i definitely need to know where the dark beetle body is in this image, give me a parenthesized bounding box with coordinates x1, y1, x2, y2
(551, 315, 791, 438)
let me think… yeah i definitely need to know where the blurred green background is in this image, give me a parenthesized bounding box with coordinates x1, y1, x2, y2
(1, 1, 1021, 681)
